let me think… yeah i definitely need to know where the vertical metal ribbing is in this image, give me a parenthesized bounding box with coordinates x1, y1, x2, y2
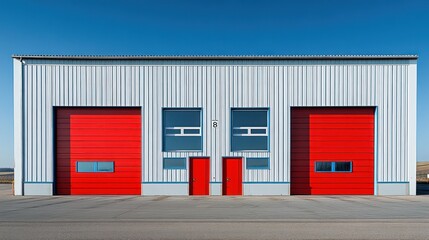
(19, 59, 414, 187)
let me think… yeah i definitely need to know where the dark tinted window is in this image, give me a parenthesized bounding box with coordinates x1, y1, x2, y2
(246, 157, 269, 169)
(231, 109, 269, 151)
(335, 162, 352, 172)
(315, 162, 332, 172)
(163, 158, 187, 169)
(163, 109, 202, 151)
(315, 161, 352, 172)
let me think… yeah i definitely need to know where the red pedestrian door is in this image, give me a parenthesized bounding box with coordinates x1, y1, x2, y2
(189, 157, 210, 195)
(222, 157, 243, 195)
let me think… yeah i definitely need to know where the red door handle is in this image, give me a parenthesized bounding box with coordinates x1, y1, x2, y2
(193, 178, 196, 182)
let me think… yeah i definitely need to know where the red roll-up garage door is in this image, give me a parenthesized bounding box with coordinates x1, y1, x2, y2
(56, 108, 141, 195)
(291, 107, 374, 195)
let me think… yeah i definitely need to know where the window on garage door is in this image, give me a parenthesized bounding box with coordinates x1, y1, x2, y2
(231, 108, 269, 151)
(162, 108, 202, 151)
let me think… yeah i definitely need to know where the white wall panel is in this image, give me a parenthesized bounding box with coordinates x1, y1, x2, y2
(16, 58, 417, 192)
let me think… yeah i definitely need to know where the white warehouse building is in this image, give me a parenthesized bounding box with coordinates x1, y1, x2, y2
(13, 55, 417, 196)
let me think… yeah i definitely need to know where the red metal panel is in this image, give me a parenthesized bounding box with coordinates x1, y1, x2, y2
(189, 157, 210, 195)
(55, 108, 141, 195)
(291, 107, 375, 195)
(222, 157, 243, 195)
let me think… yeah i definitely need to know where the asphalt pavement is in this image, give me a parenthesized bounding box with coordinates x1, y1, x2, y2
(1, 184, 429, 240)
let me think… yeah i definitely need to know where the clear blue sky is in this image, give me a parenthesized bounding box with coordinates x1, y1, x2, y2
(0, 0, 428, 167)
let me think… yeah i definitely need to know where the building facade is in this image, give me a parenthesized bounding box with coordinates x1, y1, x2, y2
(13, 55, 417, 196)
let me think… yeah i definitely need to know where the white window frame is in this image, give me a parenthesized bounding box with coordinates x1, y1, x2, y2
(232, 127, 268, 137)
(165, 127, 202, 137)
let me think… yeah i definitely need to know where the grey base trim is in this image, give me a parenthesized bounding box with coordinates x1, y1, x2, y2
(378, 183, 409, 195)
(243, 183, 290, 195)
(24, 183, 53, 196)
(210, 183, 222, 195)
(142, 183, 188, 196)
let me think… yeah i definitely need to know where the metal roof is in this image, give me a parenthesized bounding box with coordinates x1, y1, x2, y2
(11, 54, 418, 60)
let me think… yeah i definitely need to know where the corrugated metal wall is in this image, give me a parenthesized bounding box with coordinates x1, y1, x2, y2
(20, 59, 414, 184)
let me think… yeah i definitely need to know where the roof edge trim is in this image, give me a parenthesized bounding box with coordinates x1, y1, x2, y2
(11, 54, 419, 60)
